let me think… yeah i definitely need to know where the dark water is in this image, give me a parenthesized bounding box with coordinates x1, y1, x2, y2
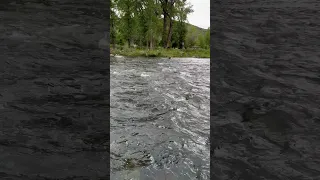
(1, 0, 109, 179)
(211, 0, 320, 179)
(110, 56, 210, 179)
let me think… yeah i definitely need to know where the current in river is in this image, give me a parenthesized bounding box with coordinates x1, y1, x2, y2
(110, 56, 210, 180)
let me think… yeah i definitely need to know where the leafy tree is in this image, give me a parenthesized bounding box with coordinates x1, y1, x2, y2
(171, 0, 193, 49)
(197, 34, 205, 48)
(114, 0, 138, 47)
(204, 27, 210, 48)
(143, 0, 162, 49)
(110, 0, 117, 49)
(185, 26, 197, 48)
(111, 0, 199, 50)
(159, 0, 192, 48)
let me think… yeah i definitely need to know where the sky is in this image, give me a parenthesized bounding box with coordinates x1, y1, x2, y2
(187, 0, 210, 29)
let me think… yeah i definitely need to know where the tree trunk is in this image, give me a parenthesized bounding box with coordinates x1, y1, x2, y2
(166, 18, 173, 48)
(162, 10, 168, 48)
(126, 3, 131, 48)
(110, 13, 116, 50)
(150, 36, 153, 50)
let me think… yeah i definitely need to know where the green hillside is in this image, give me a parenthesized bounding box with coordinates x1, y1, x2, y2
(187, 23, 208, 37)
(185, 22, 210, 48)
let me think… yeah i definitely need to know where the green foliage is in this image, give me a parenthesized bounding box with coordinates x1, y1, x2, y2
(111, 47, 210, 58)
(111, 0, 210, 55)
(185, 24, 210, 49)
(205, 27, 210, 46)
(110, 0, 118, 48)
(171, 21, 186, 48)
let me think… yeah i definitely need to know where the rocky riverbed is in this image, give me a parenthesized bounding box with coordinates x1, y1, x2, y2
(0, 0, 109, 179)
(211, 0, 320, 179)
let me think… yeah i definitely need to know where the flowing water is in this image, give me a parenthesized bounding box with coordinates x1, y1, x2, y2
(110, 56, 210, 180)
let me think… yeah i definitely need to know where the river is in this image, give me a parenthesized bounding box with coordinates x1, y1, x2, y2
(210, 0, 320, 179)
(110, 56, 210, 179)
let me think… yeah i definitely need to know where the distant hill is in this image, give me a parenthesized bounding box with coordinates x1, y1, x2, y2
(186, 23, 208, 36)
(185, 22, 209, 48)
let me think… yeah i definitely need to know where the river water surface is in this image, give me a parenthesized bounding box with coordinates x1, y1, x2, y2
(110, 56, 210, 179)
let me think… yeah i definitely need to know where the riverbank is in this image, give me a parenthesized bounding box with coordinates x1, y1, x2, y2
(110, 47, 210, 58)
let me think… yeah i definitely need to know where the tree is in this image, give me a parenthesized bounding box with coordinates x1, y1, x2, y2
(143, 0, 162, 49)
(172, 0, 193, 49)
(204, 27, 210, 48)
(185, 26, 197, 48)
(159, 0, 193, 48)
(111, 0, 193, 49)
(114, 0, 137, 47)
(197, 34, 205, 48)
(110, 0, 117, 49)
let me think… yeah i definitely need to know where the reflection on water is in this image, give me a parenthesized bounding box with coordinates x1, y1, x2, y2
(110, 57, 210, 180)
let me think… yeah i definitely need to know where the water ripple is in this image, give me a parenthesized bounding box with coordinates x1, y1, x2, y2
(111, 57, 210, 179)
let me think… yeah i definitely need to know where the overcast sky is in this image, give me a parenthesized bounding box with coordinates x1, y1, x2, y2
(186, 0, 210, 29)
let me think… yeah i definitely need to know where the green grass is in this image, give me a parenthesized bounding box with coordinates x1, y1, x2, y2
(111, 47, 210, 58)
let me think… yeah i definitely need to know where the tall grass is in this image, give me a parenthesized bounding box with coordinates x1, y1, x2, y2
(111, 47, 210, 58)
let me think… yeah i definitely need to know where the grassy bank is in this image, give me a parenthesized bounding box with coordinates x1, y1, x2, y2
(110, 47, 210, 58)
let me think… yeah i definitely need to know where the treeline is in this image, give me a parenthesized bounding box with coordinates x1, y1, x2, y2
(110, 0, 210, 49)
